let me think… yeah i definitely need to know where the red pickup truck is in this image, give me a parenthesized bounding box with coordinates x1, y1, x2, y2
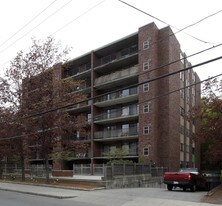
(163, 168, 208, 192)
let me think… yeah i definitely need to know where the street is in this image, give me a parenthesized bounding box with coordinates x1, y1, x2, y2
(0, 184, 214, 206)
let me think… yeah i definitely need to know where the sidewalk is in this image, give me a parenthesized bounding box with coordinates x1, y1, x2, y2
(202, 184, 222, 204)
(0, 182, 85, 199)
(0, 182, 221, 206)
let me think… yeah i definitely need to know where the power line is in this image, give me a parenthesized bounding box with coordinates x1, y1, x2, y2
(0, 0, 106, 69)
(49, 42, 222, 109)
(23, 55, 222, 119)
(118, 0, 221, 45)
(51, 0, 106, 35)
(0, 0, 73, 55)
(1, 72, 221, 141)
(0, 0, 59, 49)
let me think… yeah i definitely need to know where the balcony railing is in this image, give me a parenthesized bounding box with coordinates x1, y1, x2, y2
(94, 128, 138, 140)
(94, 107, 138, 122)
(98, 44, 138, 66)
(64, 62, 91, 78)
(66, 100, 92, 112)
(95, 87, 138, 104)
(95, 66, 138, 86)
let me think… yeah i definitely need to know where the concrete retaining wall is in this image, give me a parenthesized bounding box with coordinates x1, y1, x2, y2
(105, 174, 165, 189)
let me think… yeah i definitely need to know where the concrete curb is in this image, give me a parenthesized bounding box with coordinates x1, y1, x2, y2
(205, 184, 222, 197)
(0, 187, 76, 199)
(0, 180, 105, 191)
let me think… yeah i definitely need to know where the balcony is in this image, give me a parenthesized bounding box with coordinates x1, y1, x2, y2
(94, 66, 138, 90)
(63, 132, 91, 143)
(94, 107, 138, 124)
(94, 44, 138, 75)
(66, 100, 92, 113)
(63, 62, 91, 79)
(94, 87, 138, 107)
(94, 128, 138, 142)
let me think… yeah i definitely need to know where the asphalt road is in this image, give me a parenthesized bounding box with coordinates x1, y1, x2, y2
(0, 187, 210, 206)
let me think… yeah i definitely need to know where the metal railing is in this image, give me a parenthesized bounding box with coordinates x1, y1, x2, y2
(94, 128, 138, 139)
(73, 163, 167, 179)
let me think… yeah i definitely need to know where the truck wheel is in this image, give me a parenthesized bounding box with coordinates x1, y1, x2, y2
(190, 184, 196, 192)
(183, 187, 186, 191)
(167, 184, 173, 191)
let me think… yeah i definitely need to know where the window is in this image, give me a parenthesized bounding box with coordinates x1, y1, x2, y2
(143, 147, 149, 156)
(186, 129, 190, 137)
(143, 83, 149, 92)
(186, 96, 190, 104)
(180, 89, 185, 99)
(129, 87, 138, 95)
(186, 145, 190, 153)
(122, 124, 129, 136)
(87, 113, 91, 122)
(122, 106, 129, 116)
(180, 161, 184, 168)
(122, 143, 129, 153)
(143, 40, 149, 50)
(192, 87, 195, 96)
(143, 60, 150, 71)
(180, 125, 185, 135)
(122, 89, 129, 97)
(180, 52, 184, 63)
(180, 107, 185, 117)
(129, 142, 138, 155)
(143, 125, 151, 134)
(192, 73, 196, 82)
(180, 143, 184, 152)
(144, 104, 150, 113)
(180, 71, 184, 81)
(129, 104, 138, 115)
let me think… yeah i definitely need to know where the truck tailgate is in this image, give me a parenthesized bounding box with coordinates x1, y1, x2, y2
(164, 172, 191, 182)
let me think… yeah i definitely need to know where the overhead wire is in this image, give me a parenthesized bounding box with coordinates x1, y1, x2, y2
(1, 0, 222, 120)
(0, 0, 106, 69)
(118, 0, 222, 45)
(42, 42, 222, 109)
(51, 0, 106, 36)
(22, 54, 222, 120)
(0, 0, 59, 49)
(1, 72, 221, 141)
(0, 0, 74, 55)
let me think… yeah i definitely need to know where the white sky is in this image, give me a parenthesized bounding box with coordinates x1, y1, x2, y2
(1, 0, 222, 81)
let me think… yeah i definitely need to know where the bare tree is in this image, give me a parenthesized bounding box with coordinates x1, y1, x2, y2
(0, 36, 86, 182)
(191, 78, 222, 169)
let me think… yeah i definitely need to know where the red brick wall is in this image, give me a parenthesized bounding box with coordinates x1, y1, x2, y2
(138, 22, 159, 164)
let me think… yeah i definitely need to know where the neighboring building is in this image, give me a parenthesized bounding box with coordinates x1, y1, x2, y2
(28, 22, 201, 172)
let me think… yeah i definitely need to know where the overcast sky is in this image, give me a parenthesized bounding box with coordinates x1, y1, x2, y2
(1, 0, 222, 81)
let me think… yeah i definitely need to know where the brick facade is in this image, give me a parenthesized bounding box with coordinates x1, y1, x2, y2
(26, 22, 201, 172)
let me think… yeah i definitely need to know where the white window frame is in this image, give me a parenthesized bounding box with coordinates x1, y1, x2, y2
(143, 83, 149, 92)
(143, 104, 150, 113)
(143, 125, 151, 134)
(143, 40, 149, 50)
(180, 71, 184, 81)
(143, 60, 151, 71)
(143, 147, 149, 156)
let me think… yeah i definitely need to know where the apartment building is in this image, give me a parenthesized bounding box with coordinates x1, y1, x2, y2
(47, 22, 201, 172)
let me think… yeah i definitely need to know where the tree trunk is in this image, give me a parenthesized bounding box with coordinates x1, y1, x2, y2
(0, 163, 3, 179)
(45, 156, 50, 183)
(20, 153, 25, 182)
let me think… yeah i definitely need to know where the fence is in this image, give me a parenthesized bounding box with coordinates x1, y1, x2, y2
(104, 163, 167, 180)
(73, 164, 105, 175)
(73, 163, 167, 179)
(2, 164, 52, 178)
